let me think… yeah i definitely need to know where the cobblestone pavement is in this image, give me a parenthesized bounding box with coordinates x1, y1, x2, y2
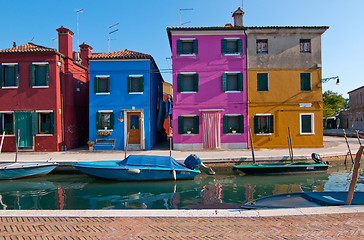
(1, 213, 364, 239)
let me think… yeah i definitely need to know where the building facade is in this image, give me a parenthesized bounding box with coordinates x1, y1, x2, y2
(340, 85, 364, 130)
(0, 26, 90, 152)
(247, 26, 328, 148)
(88, 50, 164, 150)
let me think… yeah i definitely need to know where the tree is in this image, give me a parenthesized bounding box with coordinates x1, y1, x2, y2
(323, 90, 349, 121)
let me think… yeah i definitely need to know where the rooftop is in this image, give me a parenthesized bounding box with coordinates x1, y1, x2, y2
(89, 49, 153, 60)
(0, 42, 57, 54)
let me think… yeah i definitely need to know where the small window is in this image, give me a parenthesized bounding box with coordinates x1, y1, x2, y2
(0, 64, 19, 87)
(257, 73, 268, 91)
(221, 39, 243, 54)
(0, 112, 14, 135)
(254, 115, 274, 134)
(178, 116, 199, 134)
(94, 76, 110, 93)
(300, 39, 311, 53)
(223, 115, 244, 134)
(300, 73, 311, 91)
(300, 113, 314, 134)
(177, 73, 199, 92)
(360, 92, 363, 104)
(222, 73, 243, 91)
(256, 39, 268, 54)
(29, 63, 50, 87)
(96, 111, 114, 130)
(177, 39, 198, 55)
(38, 112, 55, 134)
(127, 76, 144, 93)
(130, 115, 140, 129)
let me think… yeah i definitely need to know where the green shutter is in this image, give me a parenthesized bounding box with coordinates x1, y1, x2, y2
(300, 73, 311, 91)
(177, 74, 183, 92)
(257, 73, 268, 91)
(0, 113, 2, 132)
(254, 116, 259, 133)
(238, 73, 243, 91)
(178, 116, 184, 134)
(31, 112, 39, 135)
(50, 112, 55, 134)
(177, 40, 182, 55)
(15, 64, 19, 86)
(127, 76, 132, 92)
(221, 39, 227, 54)
(29, 64, 35, 86)
(193, 74, 199, 92)
(238, 115, 244, 133)
(223, 116, 228, 133)
(110, 112, 115, 129)
(193, 39, 198, 54)
(302, 115, 312, 133)
(268, 115, 274, 133)
(96, 112, 102, 130)
(94, 77, 98, 93)
(222, 73, 227, 91)
(140, 76, 144, 92)
(0, 65, 3, 87)
(238, 39, 243, 53)
(46, 64, 50, 86)
(193, 116, 199, 134)
(107, 77, 110, 92)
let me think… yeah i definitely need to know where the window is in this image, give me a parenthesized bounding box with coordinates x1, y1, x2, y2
(300, 39, 311, 53)
(360, 92, 363, 104)
(0, 112, 14, 135)
(221, 38, 243, 54)
(35, 112, 55, 134)
(223, 115, 244, 134)
(300, 73, 311, 91)
(254, 115, 273, 134)
(177, 73, 199, 92)
(256, 39, 268, 54)
(178, 115, 199, 134)
(127, 75, 144, 93)
(222, 73, 243, 91)
(96, 111, 114, 130)
(177, 39, 198, 55)
(94, 76, 110, 94)
(300, 113, 314, 134)
(29, 63, 50, 87)
(257, 73, 268, 91)
(0, 64, 19, 87)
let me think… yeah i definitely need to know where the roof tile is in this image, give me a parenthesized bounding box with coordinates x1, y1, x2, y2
(0, 42, 57, 54)
(89, 49, 152, 60)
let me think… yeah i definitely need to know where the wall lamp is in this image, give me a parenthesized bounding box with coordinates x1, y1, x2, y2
(322, 76, 340, 85)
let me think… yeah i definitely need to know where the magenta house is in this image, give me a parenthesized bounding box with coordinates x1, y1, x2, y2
(167, 8, 248, 150)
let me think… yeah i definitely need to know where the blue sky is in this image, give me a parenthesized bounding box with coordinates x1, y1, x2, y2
(1, 0, 362, 97)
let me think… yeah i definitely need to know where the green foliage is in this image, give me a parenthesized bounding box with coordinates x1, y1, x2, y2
(323, 90, 349, 119)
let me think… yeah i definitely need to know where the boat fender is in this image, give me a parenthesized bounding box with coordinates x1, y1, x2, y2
(184, 154, 202, 169)
(173, 168, 177, 181)
(128, 168, 141, 174)
(311, 153, 325, 164)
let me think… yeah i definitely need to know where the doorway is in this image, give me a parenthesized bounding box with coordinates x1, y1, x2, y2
(15, 111, 34, 150)
(126, 112, 142, 149)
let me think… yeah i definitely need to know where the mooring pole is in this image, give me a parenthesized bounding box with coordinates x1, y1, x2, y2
(343, 129, 354, 164)
(0, 131, 5, 153)
(288, 127, 294, 162)
(15, 129, 20, 163)
(249, 128, 256, 163)
(169, 137, 172, 157)
(124, 132, 129, 159)
(345, 145, 364, 205)
(355, 130, 362, 146)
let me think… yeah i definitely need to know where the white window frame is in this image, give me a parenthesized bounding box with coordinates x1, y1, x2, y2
(31, 62, 50, 88)
(98, 110, 114, 131)
(300, 113, 315, 135)
(223, 38, 241, 56)
(179, 72, 197, 94)
(255, 113, 273, 136)
(128, 75, 144, 94)
(35, 110, 53, 136)
(95, 75, 110, 95)
(0, 111, 15, 136)
(1, 63, 19, 89)
(178, 38, 196, 56)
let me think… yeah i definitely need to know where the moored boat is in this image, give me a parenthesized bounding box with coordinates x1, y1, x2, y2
(0, 162, 58, 180)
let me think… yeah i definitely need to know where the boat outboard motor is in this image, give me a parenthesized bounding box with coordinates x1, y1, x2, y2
(311, 153, 329, 164)
(184, 154, 215, 175)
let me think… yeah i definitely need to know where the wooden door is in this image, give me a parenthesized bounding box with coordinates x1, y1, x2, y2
(127, 112, 141, 144)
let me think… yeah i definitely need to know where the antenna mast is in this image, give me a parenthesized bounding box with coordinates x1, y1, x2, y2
(179, 8, 193, 26)
(75, 9, 84, 52)
(108, 23, 119, 52)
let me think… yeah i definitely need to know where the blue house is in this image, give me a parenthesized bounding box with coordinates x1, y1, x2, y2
(88, 50, 164, 150)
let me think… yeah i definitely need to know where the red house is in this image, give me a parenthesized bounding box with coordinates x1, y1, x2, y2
(0, 26, 92, 152)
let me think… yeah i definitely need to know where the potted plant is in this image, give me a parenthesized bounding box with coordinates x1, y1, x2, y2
(187, 128, 193, 134)
(230, 127, 237, 134)
(87, 141, 94, 152)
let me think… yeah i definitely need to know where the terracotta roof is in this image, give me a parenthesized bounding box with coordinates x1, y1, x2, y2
(89, 49, 152, 60)
(167, 26, 246, 31)
(0, 42, 57, 54)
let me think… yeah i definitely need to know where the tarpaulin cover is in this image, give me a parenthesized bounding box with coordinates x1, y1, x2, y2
(118, 155, 189, 170)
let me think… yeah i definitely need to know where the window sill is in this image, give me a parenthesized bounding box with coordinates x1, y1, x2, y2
(176, 54, 199, 59)
(129, 92, 144, 95)
(180, 91, 197, 94)
(300, 132, 314, 135)
(36, 134, 53, 136)
(1, 86, 18, 89)
(256, 133, 272, 136)
(96, 92, 110, 95)
(226, 133, 242, 135)
(182, 133, 196, 136)
(225, 91, 242, 93)
(1, 134, 15, 137)
(32, 86, 49, 89)
(222, 53, 242, 56)
(98, 129, 114, 132)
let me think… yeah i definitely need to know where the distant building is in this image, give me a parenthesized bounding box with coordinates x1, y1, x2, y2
(88, 49, 164, 150)
(340, 85, 364, 130)
(163, 82, 173, 137)
(0, 26, 91, 152)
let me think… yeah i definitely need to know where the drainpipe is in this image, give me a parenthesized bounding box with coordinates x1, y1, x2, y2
(244, 29, 249, 148)
(59, 60, 65, 151)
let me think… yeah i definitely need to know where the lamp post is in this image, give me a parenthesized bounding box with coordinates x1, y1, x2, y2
(322, 76, 340, 85)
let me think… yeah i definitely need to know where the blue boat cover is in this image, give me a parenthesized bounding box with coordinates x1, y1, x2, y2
(118, 155, 189, 170)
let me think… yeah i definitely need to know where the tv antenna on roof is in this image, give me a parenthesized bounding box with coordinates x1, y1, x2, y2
(52, 38, 57, 48)
(75, 9, 84, 52)
(108, 23, 119, 52)
(180, 8, 193, 26)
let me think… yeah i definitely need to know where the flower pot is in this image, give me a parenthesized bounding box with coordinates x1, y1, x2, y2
(232, 130, 237, 134)
(187, 131, 192, 134)
(89, 146, 93, 152)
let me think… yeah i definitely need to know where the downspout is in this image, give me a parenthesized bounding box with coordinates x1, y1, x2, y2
(150, 62, 153, 149)
(244, 28, 249, 148)
(59, 59, 65, 151)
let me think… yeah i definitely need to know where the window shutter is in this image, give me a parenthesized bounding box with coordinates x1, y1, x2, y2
(193, 39, 198, 54)
(127, 76, 132, 92)
(238, 39, 243, 53)
(94, 77, 98, 93)
(193, 116, 199, 134)
(222, 73, 227, 91)
(178, 116, 184, 134)
(238, 115, 244, 133)
(107, 77, 110, 92)
(238, 73, 244, 91)
(177, 40, 182, 55)
(29, 64, 35, 86)
(177, 74, 183, 92)
(300, 73, 311, 91)
(31, 112, 39, 135)
(193, 73, 199, 92)
(254, 116, 259, 133)
(302, 115, 312, 133)
(0, 65, 3, 87)
(223, 115, 228, 133)
(221, 39, 227, 54)
(15, 64, 19, 86)
(50, 112, 55, 134)
(110, 112, 115, 129)
(140, 76, 144, 92)
(0, 113, 2, 132)
(268, 115, 274, 133)
(96, 112, 102, 130)
(46, 64, 50, 86)
(257, 73, 268, 91)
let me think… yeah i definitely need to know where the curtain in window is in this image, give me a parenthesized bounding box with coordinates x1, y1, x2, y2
(202, 112, 221, 149)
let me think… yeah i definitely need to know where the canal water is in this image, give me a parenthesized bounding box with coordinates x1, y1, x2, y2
(0, 160, 362, 210)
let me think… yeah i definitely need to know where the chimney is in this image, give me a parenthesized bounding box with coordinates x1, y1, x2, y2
(13, 42, 16, 47)
(56, 26, 74, 58)
(232, 7, 245, 27)
(79, 43, 93, 68)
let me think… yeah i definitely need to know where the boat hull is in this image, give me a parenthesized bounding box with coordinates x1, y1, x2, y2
(0, 162, 58, 180)
(233, 162, 329, 175)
